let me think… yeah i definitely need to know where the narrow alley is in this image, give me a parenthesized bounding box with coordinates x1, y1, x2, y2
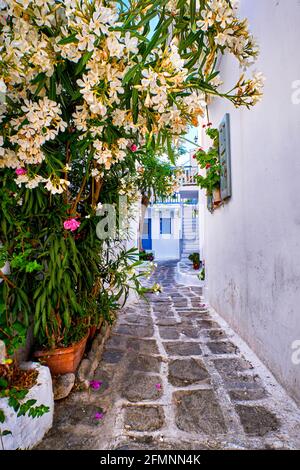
(37, 263, 300, 450)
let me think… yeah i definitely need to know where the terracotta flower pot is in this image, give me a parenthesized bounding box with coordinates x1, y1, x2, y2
(213, 187, 222, 206)
(34, 333, 89, 376)
(89, 319, 104, 340)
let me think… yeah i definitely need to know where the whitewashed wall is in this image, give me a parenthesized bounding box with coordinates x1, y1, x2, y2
(148, 205, 181, 260)
(205, 0, 300, 404)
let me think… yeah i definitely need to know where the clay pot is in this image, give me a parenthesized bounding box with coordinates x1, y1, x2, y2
(89, 319, 104, 340)
(89, 325, 97, 340)
(213, 187, 222, 206)
(34, 333, 89, 376)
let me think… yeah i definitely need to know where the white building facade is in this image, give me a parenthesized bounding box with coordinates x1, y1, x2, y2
(202, 0, 300, 404)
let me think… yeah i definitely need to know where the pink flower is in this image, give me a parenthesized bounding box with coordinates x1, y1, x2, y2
(155, 383, 161, 390)
(63, 218, 81, 232)
(94, 412, 104, 420)
(15, 168, 27, 176)
(90, 380, 103, 390)
(130, 144, 138, 152)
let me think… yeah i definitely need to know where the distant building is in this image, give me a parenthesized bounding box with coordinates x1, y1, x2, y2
(141, 157, 204, 263)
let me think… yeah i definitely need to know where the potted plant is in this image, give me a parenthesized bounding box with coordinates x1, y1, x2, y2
(194, 126, 222, 208)
(188, 252, 201, 270)
(0, 339, 53, 450)
(139, 251, 155, 262)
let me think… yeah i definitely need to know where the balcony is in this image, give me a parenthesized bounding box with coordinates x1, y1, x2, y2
(177, 165, 198, 186)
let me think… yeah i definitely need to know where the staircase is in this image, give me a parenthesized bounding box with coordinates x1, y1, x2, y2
(181, 210, 199, 260)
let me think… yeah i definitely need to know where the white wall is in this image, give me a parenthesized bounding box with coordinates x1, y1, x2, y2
(149, 205, 181, 260)
(205, 0, 300, 404)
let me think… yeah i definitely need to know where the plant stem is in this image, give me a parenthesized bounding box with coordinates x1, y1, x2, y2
(0, 271, 16, 289)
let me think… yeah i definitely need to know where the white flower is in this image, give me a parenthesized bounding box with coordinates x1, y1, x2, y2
(76, 27, 95, 52)
(0, 78, 7, 94)
(124, 32, 138, 55)
(111, 109, 127, 127)
(216, 8, 233, 29)
(96, 202, 103, 215)
(141, 69, 158, 89)
(197, 10, 214, 31)
(215, 29, 234, 47)
(89, 6, 118, 36)
(169, 44, 185, 70)
(45, 177, 70, 195)
(25, 175, 46, 189)
(106, 32, 125, 58)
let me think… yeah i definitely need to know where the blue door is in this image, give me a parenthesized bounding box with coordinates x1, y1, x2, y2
(142, 218, 152, 250)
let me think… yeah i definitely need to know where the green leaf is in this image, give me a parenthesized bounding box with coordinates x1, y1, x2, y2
(75, 50, 93, 75)
(58, 33, 78, 45)
(0, 378, 8, 389)
(142, 17, 173, 60)
(132, 88, 139, 124)
(49, 75, 56, 100)
(123, 64, 140, 85)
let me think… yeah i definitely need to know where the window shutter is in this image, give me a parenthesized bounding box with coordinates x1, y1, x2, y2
(219, 113, 232, 200)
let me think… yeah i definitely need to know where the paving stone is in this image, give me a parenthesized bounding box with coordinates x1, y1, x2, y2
(190, 287, 203, 294)
(53, 373, 75, 400)
(207, 341, 239, 355)
(235, 405, 280, 436)
(122, 315, 153, 326)
(213, 358, 253, 378)
(102, 350, 124, 364)
(122, 373, 163, 402)
(150, 296, 171, 303)
(174, 390, 227, 434)
(154, 311, 175, 318)
(206, 329, 227, 341)
(105, 334, 128, 350)
(224, 374, 262, 389)
(159, 326, 180, 340)
(52, 403, 105, 428)
(115, 324, 154, 338)
(198, 320, 220, 329)
(180, 324, 199, 339)
(191, 303, 203, 309)
(155, 318, 180, 326)
(229, 388, 267, 401)
(128, 354, 162, 373)
(178, 311, 211, 321)
(163, 342, 202, 356)
(168, 358, 209, 386)
(124, 405, 164, 432)
(173, 301, 188, 308)
(127, 339, 159, 355)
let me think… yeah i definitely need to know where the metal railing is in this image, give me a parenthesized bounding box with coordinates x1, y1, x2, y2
(152, 193, 197, 205)
(177, 165, 198, 186)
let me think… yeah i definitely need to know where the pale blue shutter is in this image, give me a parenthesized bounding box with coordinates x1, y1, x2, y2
(219, 113, 232, 200)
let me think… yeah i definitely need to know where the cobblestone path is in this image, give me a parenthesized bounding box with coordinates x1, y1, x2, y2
(38, 262, 300, 450)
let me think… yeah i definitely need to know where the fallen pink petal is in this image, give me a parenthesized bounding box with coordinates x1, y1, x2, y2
(155, 383, 161, 390)
(90, 380, 103, 390)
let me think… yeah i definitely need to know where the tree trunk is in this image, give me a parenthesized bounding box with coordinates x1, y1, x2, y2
(138, 193, 150, 252)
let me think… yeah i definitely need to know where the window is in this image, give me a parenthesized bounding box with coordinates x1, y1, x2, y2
(160, 217, 172, 235)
